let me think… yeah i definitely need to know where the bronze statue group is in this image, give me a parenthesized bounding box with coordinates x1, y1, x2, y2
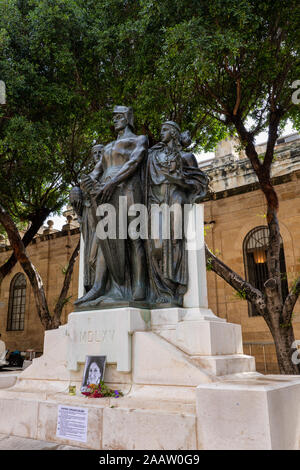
(70, 106, 208, 310)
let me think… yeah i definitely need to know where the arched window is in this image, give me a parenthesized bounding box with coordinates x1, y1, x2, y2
(7, 273, 26, 331)
(243, 226, 289, 317)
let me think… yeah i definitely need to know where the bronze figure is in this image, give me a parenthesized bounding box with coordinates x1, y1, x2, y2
(71, 106, 148, 308)
(69, 144, 104, 293)
(70, 110, 208, 310)
(146, 121, 208, 306)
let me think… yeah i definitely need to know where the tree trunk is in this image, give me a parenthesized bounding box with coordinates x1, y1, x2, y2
(269, 322, 300, 374)
(21, 258, 53, 329)
(229, 114, 300, 374)
(50, 238, 80, 329)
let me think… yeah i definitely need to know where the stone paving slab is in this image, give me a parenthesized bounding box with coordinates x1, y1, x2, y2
(0, 435, 85, 450)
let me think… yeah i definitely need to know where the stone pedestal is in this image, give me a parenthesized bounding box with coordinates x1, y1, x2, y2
(196, 376, 300, 450)
(67, 308, 150, 372)
(16, 306, 254, 390)
(1, 203, 300, 449)
(1, 303, 300, 449)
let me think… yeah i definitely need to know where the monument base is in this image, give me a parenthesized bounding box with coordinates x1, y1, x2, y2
(0, 307, 300, 449)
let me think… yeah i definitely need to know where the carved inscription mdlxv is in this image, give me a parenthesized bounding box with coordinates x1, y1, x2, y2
(79, 329, 115, 343)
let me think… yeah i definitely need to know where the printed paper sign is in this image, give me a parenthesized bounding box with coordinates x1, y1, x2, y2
(56, 405, 88, 443)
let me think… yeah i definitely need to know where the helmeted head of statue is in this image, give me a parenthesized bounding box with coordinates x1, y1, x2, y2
(162, 121, 181, 133)
(113, 105, 134, 132)
(161, 121, 191, 149)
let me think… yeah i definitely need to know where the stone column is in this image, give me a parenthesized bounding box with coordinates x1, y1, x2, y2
(78, 233, 85, 298)
(184, 203, 208, 308)
(182, 203, 220, 321)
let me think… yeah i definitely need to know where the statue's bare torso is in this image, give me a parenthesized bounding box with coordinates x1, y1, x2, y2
(100, 134, 147, 184)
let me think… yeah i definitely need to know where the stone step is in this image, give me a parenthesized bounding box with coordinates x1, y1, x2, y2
(150, 330, 255, 378)
(51, 384, 197, 414)
(190, 354, 256, 376)
(0, 393, 198, 450)
(0, 434, 84, 450)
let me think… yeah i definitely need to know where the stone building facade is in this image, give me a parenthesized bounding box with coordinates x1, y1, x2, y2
(0, 134, 300, 373)
(203, 133, 300, 373)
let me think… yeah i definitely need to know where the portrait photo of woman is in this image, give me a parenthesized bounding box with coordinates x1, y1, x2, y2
(80, 355, 106, 393)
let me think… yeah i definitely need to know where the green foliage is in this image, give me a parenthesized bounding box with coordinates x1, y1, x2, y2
(0, 0, 95, 224)
(122, 0, 300, 151)
(206, 257, 213, 271)
(280, 272, 288, 282)
(280, 319, 293, 329)
(256, 213, 267, 220)
(234, 288, 247, 300)
(204, 224, 212, 237)
(61, 264, 69, 275)
(291, 278, 300, 296)
(210, 248, 221, 257)
(1, 0, 300, 229)
(206, 248, 221, 271)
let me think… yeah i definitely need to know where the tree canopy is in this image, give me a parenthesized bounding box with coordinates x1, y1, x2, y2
(0, 0, 92, 223)
(1, 0, 300, 370)
(1, 0, 299, 234)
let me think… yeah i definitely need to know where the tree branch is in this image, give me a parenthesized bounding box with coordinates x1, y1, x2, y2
(205, 244, 267, 315)
(233, 78, 241, 116)
(232, 116, 262, 173)
(202, 81, 231, 116)
(262, 111, 282, 172)
(0, 208, 50, 285)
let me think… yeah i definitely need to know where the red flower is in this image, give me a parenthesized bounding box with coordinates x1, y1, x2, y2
(90, 391, 103, 398)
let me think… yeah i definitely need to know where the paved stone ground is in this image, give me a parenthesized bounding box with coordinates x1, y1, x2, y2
(0, 434, 85, 450)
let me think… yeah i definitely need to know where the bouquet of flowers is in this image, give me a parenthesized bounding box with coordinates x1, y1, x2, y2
(81, 381, 123, 398)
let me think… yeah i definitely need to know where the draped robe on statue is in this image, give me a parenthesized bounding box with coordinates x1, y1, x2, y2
(146, 143, 208, 306)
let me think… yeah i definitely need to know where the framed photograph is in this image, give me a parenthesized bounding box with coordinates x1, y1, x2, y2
(80, 355, 106, 393)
